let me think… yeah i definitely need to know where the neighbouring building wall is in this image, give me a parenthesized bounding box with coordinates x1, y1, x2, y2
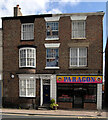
(0, 29, 2, 107)
(0, 29, 2, 80)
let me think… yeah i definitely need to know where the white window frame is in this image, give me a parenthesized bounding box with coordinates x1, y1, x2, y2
(44, 43, 60, 69)
(19, 47, 36, 68)
(46, 22, 59, 40)
(70, 47, 87, 67)
(46, 48, 59, 68)
(72, 20, 86, 39)
(21, 23, 34, 40)
(19, 78, 36, 97)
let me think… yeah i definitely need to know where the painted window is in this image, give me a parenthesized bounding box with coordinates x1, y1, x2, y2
(19, 79, 36, 97)
(70, 48, 87, 67)
(72, 20, 85, 38)
(46, 22, 59, 38)
(46, 48, 59, 67)
(19, 48, 36, 68)
(21, 23, 34, 40)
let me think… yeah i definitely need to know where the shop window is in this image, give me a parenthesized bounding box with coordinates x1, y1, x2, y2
(83, 84, 96, 103)
(72, 20, 85, 39)
(19, 79, 36, 97)
(21, 23, 34, 40)
(57, 84, 73, 102)
(19, 47, 36, 68)
(46, 48, 59, 67)
(46, 22, 59, 39)
(70, 47, 87, 67)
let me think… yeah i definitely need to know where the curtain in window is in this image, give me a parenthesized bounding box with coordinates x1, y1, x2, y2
(22, 24, 34, 40)
(70, 48, 87, 67)
(19, 79, 35, 97)
(72, 21, 85, 38)
(19, 48, 36, 67)
(46, 48, 58, 67)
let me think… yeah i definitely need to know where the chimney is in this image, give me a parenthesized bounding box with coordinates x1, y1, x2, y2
(14, 5, 22, 17)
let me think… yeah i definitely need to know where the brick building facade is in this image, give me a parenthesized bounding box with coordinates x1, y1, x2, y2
(2, 5, 104, 110)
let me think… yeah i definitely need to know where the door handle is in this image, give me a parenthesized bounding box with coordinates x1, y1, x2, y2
(45, 94, 48, 96)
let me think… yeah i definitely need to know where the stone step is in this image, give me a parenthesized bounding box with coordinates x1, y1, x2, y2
(38, 104, 50, 110)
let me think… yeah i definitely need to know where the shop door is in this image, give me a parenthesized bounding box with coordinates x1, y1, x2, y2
(73, 88, 83, 108)
(43, 85, 50, 104)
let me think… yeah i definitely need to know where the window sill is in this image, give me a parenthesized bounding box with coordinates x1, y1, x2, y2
(71, 38, 86, 40)
(21, 39, 34, 41)
(45, 67, 60, 69)
(19, 96, 36, 98)
(19, 66, 36, 69)
(69, 66, 88, 70)
(45, 38, 59, 40)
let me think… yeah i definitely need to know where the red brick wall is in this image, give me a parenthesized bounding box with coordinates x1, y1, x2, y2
(58, 102, 72, 109)
(84, 103, 97, 110)
(2, 14, 103, 108)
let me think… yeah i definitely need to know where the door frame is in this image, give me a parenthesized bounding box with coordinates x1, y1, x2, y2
(40, 75, 52, 106)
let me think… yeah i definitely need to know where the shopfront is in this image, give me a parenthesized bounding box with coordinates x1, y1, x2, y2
(57, 75, 102, 110)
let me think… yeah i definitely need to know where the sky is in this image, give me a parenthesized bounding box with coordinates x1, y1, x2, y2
(0, 0, 107, 81)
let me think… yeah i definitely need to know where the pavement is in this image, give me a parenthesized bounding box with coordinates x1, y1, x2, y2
(1, 108, 108, 118)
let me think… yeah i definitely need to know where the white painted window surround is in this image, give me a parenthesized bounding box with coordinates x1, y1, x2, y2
(71, 16, 87, 20)
(19, 47, 36, 68)
(21, 23, 34, 40)
(44, 43, 60, 48)
(71, 16, 87, 39)
(19, 78, 36, 97)
(44, 43, 60, 69)
(44, 16, 60, 22)
(44, 17, 60, 41)
(70, 47, 87, 67)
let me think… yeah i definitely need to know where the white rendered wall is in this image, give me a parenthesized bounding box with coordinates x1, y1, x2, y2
(51, 75, 57, 103)
(97, 84, 102, 110)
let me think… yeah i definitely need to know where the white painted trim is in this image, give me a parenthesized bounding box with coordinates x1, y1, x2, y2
(44, 16, 60, 21)
(71, 16, 87, 20)
(50, 77, 52, 99)
(40, 78, 43, 106)
(97, 84, 102, 110)
(18, 74, 36, 79)
(0, 74, 1, 80)
(19, 47, 36, 68)
(19, 78, 36, 97)
(45, 67, 60, 69)
(44, 43, 60, 48)
(21, 23, 34, 40)
(45, 38, 59, 41)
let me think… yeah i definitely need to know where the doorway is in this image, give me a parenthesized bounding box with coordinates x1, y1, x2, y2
(73, 87, 83, 108)
(43, 79, 50, 105)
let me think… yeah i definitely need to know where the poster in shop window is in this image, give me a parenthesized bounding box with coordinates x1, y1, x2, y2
(56, 75, 102, 83)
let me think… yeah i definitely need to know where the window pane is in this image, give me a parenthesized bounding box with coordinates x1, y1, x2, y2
(19, 79, 35, 97)
(46, 22, 58, 38)
(22, 24, 34, 40)
(20, 48, 36, 67)
(72, 21, 85, 38)
(79, 58, 87, 66)
(70, 48, 87, 67)
(46, 48, 58, 67)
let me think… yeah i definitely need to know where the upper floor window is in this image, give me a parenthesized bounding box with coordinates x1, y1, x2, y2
(46, 22, 59, 39)
(72, 20, 85, 39)
(21, 23, 34, 40)
(19, 47, 36, 68)
(46, 48, 59, 67)
(70, 47, 87, 67)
